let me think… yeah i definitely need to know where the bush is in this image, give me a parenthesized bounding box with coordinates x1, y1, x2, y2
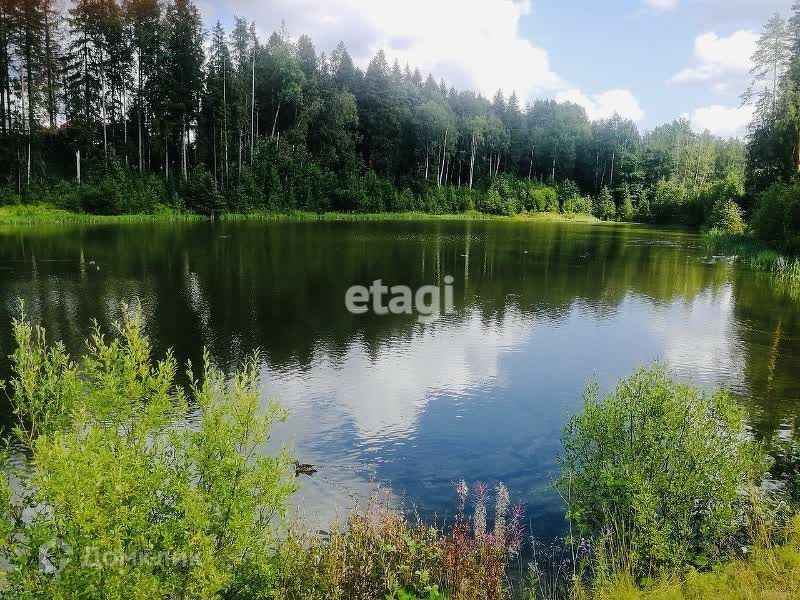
(556, 180, 581, 210)
(182, 165, 226, 215)
(649, 179, 687, 224)
(478, 175, 521, 216)
(0, 307, 296, 598)
(562, 194, 594, 215)
(697, 174, 745, 227)
(589, 516, 800, 600)
(526, 183, 559, 213)
(752, 182, 800, 253)
(709, 198, 746, 235)
(559, 365, 768, 576)
(595, 187, 617, 221)
(790, 442, 800, 505)
(773, 439, 800, 506)
(61, 158, 166, 215)
(478, 184, 513, 215)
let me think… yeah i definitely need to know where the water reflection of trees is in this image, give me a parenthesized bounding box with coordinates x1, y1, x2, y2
(3, 220, 797, 441)
(729, 269, 800, 444)
(0, 221, 731, 376)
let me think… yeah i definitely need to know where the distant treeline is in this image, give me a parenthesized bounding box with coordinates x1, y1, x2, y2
(0, 0, 752, 226)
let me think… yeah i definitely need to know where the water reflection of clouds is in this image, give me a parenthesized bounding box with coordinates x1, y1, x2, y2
(262, 308, 536, 443)
(257, 308, 536, 526)
(650, 284, 748, 395)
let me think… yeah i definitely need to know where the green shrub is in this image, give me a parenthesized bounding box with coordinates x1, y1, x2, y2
(478, 175, 521, 216)
(617, 186, 636, 222)
(182, 165, 226, 215)
(559, 365, 768, 577)
(556, 180, 581, 210)
(752, 182, 800, 253)
(649, 179, 688, 224)
(526, 183, 559, 212)
(562, 194, 594, 215)
(777, 439, 800, 505)
(0, 307, 296, 598)
(709, 198, 746, 235)
(595, 187, 617, 221)
(588, 516, 800, 600)
(696, 174, 745, 227)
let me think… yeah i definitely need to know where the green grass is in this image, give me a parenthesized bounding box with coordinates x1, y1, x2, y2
(589, 517, 800, 599)
(704, 229, 800, 283)
(0, 204, 603, 226)
(0, 204, 203, 225)
(218, 209, 601, 223)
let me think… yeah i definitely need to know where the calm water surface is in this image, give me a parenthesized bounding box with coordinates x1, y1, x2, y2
(1, 219, 799, 539)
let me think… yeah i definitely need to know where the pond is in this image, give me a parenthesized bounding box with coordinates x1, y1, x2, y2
(0, 218, 798, 540)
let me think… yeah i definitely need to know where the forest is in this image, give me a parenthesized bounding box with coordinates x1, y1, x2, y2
(0, 0, 750, 227)
(0, 0, 799, 249)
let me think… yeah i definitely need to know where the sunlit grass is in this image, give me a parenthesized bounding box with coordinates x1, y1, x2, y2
(0, 204, 202, 225)
(704, 229, 800, 284)
(0, 204, 605, 226)
(219, 209, 601, 223)
(589, 517, 800, 599)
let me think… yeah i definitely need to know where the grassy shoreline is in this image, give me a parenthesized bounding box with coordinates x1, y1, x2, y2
(704, 229, 800, 283)
(591, 517, 800, 599)
(0, 204, 602, 226)
(0, 204, 204, 225)
(219, 208, 603, 223)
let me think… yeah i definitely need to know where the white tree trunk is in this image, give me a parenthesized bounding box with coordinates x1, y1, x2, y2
(469, 134, 477, 189)
(251, 47, 255, 164)
(438, 128, 448, 187)
(610, 149, 616, 187)
(182, 114, 188, 179)
(271, 101, 281, 139)
(223, 61, 229, 184)
(101, 51, 108, 160)
(138, 111, 143, 173)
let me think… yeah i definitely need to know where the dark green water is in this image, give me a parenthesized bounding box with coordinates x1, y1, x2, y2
(0, 219, 798, 538)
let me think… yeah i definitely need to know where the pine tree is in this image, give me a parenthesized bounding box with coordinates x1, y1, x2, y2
(203, 20, 233, 185)
(102, 0, 131, 159)
(14, 0, 45, 137)
(0, 0, 12, 133)
(744, 13, 791, 127)
(785, 3, 800, 173)
(65, 0, 105, 148)
(41, 0, 63, 129)
(296, 33, 317, 77)
(161, 0, 204, 179)
(124, 0, 161, 172)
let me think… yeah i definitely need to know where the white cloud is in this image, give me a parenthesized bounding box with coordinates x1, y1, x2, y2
(224, 0, 641, 120)
(688, 104, 754, 138)
(556, 88, 645, 122)
(643, 0, 678, 12)
(671, 30, 757, 85)
(228, 0, 562, 100)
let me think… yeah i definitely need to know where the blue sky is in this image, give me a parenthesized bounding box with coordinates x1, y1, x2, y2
(201, 0, 795, 137)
